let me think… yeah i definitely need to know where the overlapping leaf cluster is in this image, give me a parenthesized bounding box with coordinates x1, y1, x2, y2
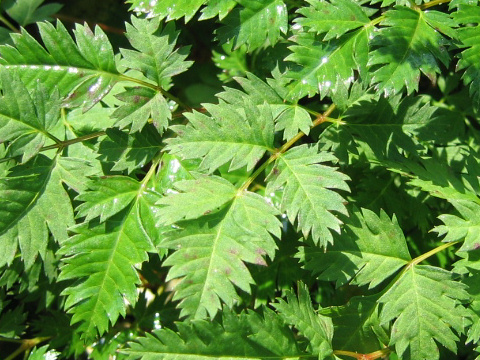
(1, 0, 480, 359)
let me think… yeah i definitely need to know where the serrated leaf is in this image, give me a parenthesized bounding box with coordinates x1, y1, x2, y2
(368, 6, 450, 96)
(273, 282, 333, 357)
(2, 0, 62, 26)
(75, 176, 142, 222)
(127, 0, 206, 22)
(434, 199, 480, 252)
(27, 345, 60, 360)
(113, 87, 171, 133)
(323, 295, 387, 354)
(300, 207, 411, 288)
(295, 0, 371, 40)
(286, 26, 370, 99)
(58, 178, 161, 340)
(0, 155, 93, 269)
(0, 21, 118, 111)
(166, 97, 275, 173)
(124, 308, 305, 359)
(0, 306, 26, 337)
(156, 175, 237, 224)
(379, 265, 469, 360)
(266, 144, 350, 247)
(454, 5, 480, 111)
(275, 105, 313, 141)
(120, 17, 192, 89)
(200, 0, 236, 20)
(217, 0, 288, 51)
(98, 127, 162, 174)
(0, 71, 62, 163)
(162, 192, 280, 319)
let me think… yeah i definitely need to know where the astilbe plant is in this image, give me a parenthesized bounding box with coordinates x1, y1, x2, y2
(0, 0, 480, 359)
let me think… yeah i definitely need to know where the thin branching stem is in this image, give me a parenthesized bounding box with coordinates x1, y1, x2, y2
(334, 348, 391, 360)
(0, 14, 20, 33)
(4, 337, 51, 360)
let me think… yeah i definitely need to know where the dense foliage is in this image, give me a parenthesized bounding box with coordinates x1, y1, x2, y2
(1, 0, 480, 359)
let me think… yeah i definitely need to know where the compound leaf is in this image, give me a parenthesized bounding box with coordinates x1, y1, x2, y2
(2, 0, 62, 26)
(295, 0, 371, 40)
(379, 265, 469, 360)
(300, 207, 411, 288)
(156, 175, 237, 224)
(266, 144, 350, 247)
(0, 21, 118, 111)
(217, 0, 288, 51)
(126, 0, 206, 22)
(162, 192, 281, 319)
(273, 282, 334, 357)
(368, 6, 451, 96)
(124, 308, 305, 359)
(58, 176, 161, 341)
(166, 97, 275, 173)
(453, 5, 480, 111)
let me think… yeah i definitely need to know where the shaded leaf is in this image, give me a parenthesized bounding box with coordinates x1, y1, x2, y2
(2, 0, 62, 26)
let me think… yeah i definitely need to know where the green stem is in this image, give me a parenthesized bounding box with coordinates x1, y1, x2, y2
(420, 0, 452, 10)
(0, 14, 20, 33)
(4, 337, 51, 360)
(334, 348, 391, 360)
(41, 131, 106, 152)
(238, 104, 337, 193)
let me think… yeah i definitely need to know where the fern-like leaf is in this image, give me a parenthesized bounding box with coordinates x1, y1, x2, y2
(286, 27, 370, 99)
(454, 5, 480, 111)
(299, 207, 411, 288)
(0, 72, 62, 163)
(166, 97, 275, 173)
(368, 7, 451, 96)
(379, 265, 469, 360)
(434, 199, 480, 252)
(58, 176, 160, 340)
(124, 308, 305, 359)
(0, 155, 93, 269)
(217, 0, 288, 51)
(162, 192, 281, 319)
(266, 145, 350, 247)
(295, 0, 371, 40)
(273, 282, 334, 357)
(0, 21, 118, 110)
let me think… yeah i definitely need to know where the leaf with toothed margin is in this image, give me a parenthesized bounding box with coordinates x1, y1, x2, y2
(0, 20, 118, 111)
(112, 87, 171, 134)
(286, 26, 370, 100)
(166, 96, 275, 173)
(266, 144, 350, 247)
(59, 176, 161, 341)
(126, 0, 207, 22)
(161, 191, 281, 319)
(0, 71, 63, 163)
(299, 207, 411, 289)
(1, 0, 63, 26)
(368, 6, 451, 96)
(156, 175, 238, 225)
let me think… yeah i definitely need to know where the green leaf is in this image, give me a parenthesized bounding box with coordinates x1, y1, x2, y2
(27, 345, 60, 360)
(162, 192, 281, 318)
(266, 145, 350, 247)
(2, 0, 62, 26)
(368, 6, 451, 96)
(323, 295, 388, 354)
(200, 0, 237, 20)
(58, 177, 161, 340)
(124, 308, 305, 359)
(112, 87, 171, 134)
(217, 0, 288, 51)
(120, 17, 192, 88)
(166, 97, 275, 173)
(273, 282, 334, 357)
(98, 127, 163, 174)
(286, 26, 370, 99)
(156, 175, 237, 224)
(75, 176, 142, 222)
(379, 265, 469, 360)
(0, 71, 62, 163)
(0, 155, 93, 269)
(127, 0, 207, 22)
(0, 306, 26, 338)
(454, 5, 480, 111)
(295, 0, 371, 40)
(434, 200, 480, 252)
(300, 208, 411, 288)
(0, 21, 118, 111)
